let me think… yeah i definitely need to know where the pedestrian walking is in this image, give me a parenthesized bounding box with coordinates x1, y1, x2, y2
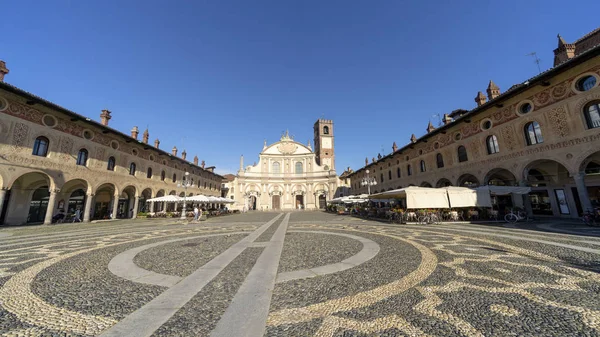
(193, 206, 199, 221)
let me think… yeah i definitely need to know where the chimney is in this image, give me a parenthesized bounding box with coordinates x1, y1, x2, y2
(131, 126, 139, 139)
(486, 80, 501, 101)
(365, 157, 368, 166)
(372, 157, 375, 163)
(172, 146, 177, 156)
(201, 160, 206, 169)
(154, 138, 160, 148)
(193, 155, 199, 165)
(392, 142, 398, 152)
(100, 110, 112, 126)
(0, 61, 9, 82)
(443, 113, 453, 125)
(142, 129, 149, 144)
(410, 134, 417, 143)
(553, 34, 576, 66)
(181, 150, 187, 160)
(426, 121, 435, 133)
(475, 91, 487, 107)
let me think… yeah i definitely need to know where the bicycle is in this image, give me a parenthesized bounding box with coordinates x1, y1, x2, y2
(582, 208, 600, 227)
(504, 209, 532, 223)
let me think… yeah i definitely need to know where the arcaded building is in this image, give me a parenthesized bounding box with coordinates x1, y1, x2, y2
(348, 29, 600, 218)
(0, 62, 223, 226)
(229, 120, 340, 210)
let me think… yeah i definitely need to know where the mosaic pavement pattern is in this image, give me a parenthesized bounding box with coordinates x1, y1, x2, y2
(1, 212, 600, 336)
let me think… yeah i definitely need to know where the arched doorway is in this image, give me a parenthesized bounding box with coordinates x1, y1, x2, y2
(93, 183, 115, 220)
(118, 186, 137, 218)
(484, 168, 517, 186)
(318, 195, 326, 209)
(67, 189, 86, 220)
(577, 150, 600, 215)
(5, 172, 53, 225)
(524, 159, 571, 216)
(154, 189, 165, 212)
(435, 178, 452, 187)
(139, 188, 152, 213)
(272, 194, 281, 210)
(457, 174, 480, 187)
(60, 179, 89, 221)
(248, 195, 257, 210)
(28, 187, 50, 223)
(295, 194, 304, 209)
(420, 181, 432, 187)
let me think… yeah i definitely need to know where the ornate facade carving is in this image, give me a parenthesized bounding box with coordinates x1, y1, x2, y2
(548, 106, 570, 137)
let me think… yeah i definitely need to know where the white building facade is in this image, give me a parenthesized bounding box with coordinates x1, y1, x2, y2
(230, 120, 340, 210)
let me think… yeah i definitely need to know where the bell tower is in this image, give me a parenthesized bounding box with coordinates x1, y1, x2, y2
(313, 119, 335, 170)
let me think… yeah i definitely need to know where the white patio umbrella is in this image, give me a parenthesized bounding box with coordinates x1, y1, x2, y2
(188, 195, 210, 203)
(146, 195, 181, 203)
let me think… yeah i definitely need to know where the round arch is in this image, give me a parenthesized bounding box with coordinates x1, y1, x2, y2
(4, 171, 54, 225)
(419, 181, 432, 187)
(60, 179, 91, 218)
(484, 168, 517, 186)
(435, 178, 452, 188)
(139, 188, 153, 213)
(523, 159, 570, 185)
(456, 174, 480, 187)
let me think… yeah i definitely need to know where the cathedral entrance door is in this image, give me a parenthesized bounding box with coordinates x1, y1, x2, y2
(272, 195, 280, 210)
(318, 195, 326, 209)
(295, 195, 303, 209)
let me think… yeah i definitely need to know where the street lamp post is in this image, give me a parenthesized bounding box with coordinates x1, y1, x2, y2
(360, 169, 377, 195)
(177, 172, 192, 220)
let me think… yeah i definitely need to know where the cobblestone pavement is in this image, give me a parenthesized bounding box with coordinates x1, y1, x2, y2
(1, 212, 600, 336)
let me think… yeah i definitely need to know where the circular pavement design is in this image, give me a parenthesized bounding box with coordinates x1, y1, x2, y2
(2, 214, 600, 336)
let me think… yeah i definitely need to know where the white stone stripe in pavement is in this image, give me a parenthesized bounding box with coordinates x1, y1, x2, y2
(210, 213, 291, 337)
(99, 213, 284, 337)
(108, 232, 248, 287)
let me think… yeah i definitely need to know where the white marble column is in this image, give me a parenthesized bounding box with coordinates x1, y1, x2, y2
(112, 192, 119, 219)
(149, 201, 154, 213)
(43, 189, 58, 225)
(0, 189, 7, 220)
(132, 195, 139, 219)
(574, 172, 593, 213)
(83, 193, 94, 222)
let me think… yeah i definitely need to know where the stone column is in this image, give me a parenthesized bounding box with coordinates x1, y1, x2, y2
(43, 189, 58, 225)
(518, 181, 533, 217)
(149, 200, 154, 213)
(0, 189, 7, 220)
(162, 202, 166, 213)
(132, 195, 139, 219)
(83, 193, 94, 222)
(112, 192, 119, 219)
(574, 172, 593, 213)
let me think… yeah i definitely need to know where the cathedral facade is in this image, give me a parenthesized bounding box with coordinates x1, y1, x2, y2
(228, 120, 339, 210)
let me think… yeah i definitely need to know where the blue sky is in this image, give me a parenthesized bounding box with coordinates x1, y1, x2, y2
(2, 1, 599, 175)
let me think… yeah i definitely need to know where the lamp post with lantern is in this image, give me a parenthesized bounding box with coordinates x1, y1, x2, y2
(177, 171, 192, 220)
(361, 169, 377, 195)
